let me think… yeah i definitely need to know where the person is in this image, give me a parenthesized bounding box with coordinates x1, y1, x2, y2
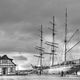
(61, 71, 64, 76)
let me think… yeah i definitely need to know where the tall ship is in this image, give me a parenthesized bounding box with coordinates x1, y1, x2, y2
(31, 25, 50, 75)
(31, 8, 80, 76)
(46, 8, 80, 76)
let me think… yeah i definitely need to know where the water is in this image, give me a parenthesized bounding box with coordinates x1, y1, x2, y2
(0, 75, 80, 80)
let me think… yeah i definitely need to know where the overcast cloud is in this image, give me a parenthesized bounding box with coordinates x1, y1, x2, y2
(0, 0, 80, 69)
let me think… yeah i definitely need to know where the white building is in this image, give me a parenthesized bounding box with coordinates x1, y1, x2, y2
(0, 55, 16, 75)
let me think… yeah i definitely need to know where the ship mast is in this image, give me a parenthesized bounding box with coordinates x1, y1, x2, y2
(34, 24, 43, 75)
(52, 16, 56, 66)
(45, 16, 57, 66)
(40, 24, 43, 68)
(64, 8, 67, 62)
(64, 8, 80, 62)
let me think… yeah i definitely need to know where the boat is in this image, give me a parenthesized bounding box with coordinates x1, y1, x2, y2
(31, 25, 50, 75)
(45, 8, 80, 76)
(31, 8, 80, 76)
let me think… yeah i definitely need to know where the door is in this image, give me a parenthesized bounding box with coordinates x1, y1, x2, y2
(2, 67, 7, 75)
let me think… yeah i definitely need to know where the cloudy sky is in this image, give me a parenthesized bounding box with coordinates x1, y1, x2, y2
(0, 0, 80, 70)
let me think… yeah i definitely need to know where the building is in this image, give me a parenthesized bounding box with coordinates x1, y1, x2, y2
(0, 55, 16, 75)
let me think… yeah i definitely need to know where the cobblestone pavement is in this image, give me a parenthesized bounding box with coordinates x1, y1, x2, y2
(0, 75, 80, 80)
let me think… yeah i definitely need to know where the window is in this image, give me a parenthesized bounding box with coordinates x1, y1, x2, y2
(2, 60, 7, 64)
(10, 67, 13, 72)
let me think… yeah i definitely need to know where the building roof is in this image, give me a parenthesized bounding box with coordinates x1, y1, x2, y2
(0, 55, 16, 66)
(1, 55, 13, 60)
